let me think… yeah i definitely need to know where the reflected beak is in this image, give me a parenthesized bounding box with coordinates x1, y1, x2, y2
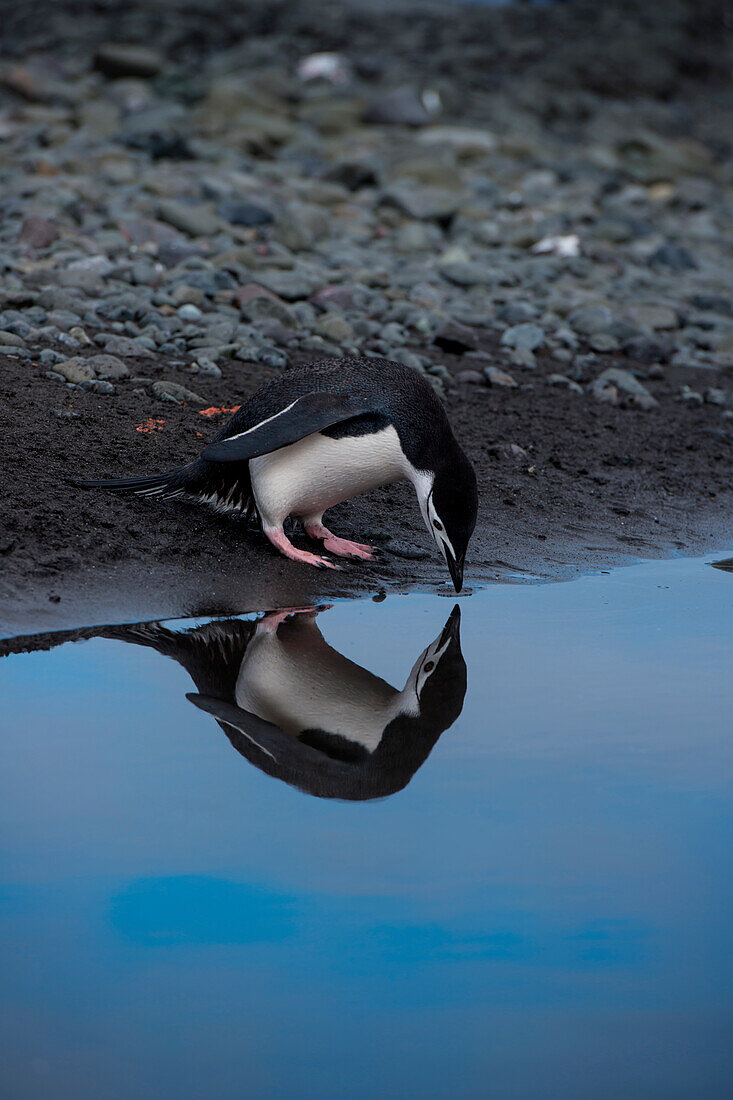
(439, 604, 462, 646)
(446, 549, 465, 593)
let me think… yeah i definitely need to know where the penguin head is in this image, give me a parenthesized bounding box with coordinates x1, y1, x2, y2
(420, 456, 477, 593)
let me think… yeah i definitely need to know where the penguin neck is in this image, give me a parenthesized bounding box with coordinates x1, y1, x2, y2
(408, 467, 436, 524)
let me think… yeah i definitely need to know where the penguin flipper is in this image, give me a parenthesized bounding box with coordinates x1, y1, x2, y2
(201, 391, 376, 463)
(186, 692, 283, 760)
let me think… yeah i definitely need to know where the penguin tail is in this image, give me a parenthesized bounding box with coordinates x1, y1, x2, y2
(69, 464, 193, 500)
(70, 460, 254, 515)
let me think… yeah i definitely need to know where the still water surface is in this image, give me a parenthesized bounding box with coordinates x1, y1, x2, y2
(1, 554, 732, 1098)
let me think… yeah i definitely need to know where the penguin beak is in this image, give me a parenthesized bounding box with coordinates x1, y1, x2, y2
(446, 549, 465, 593)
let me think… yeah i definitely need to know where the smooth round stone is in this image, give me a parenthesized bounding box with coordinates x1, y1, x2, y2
(177, 304, 203, 322)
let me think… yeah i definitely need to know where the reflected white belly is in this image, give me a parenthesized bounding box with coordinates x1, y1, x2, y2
(235, 631, 398, 752)
(249, 425, 408, 527)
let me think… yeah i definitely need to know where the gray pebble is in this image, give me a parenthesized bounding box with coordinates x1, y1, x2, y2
(548, 374, 584, 394)
(500, 323, 544, 351)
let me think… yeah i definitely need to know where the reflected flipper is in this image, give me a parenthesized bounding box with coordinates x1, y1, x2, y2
(186, 693, 283, 761)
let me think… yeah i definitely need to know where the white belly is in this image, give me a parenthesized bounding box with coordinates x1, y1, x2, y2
(249, 425, 408, 528)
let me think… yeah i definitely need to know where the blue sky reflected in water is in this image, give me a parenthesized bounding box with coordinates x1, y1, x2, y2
(1, 554, 732, 1099)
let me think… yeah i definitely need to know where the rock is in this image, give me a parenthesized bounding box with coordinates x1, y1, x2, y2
(500, 323, 545, 351)
(548, 374, 584, 393)
(631, 393, 659, 411)
(623, 336, 670, 363)
(152, 381, 205, 405)
(53, 357, 96, 384)
(679, 386, 703, 406)
(233, 283, 279, 306)
(95, 334, 155, 358)
(488, 442, 528, 462)
(439, 260, 499, 288)
(124, 128, 193, 161)
(18, 215, 60, 249)
(0, 331, 26, 348)
(94, 44, 164, 79)
(297, 51, 352, 85)
(417, 126, 495, 156)
(381, 322, 407, 347)
(483, 366, 518, 388)
(217, 200, 273, 227)
(380, 184, 459, 223)
(196, 358, 222, 378)
(69, 326, 93, 346)
(157, 199, 220, 237)
(239, 295, 297, 327)
(689, 295, 732, 317)
(649, 242, 697, 271)
(588, 333, 620, 353)
(39, 349, 65, 367)
(315, 314, 353, 345)
(594, 367, 655, 398)
(0, 345, 31, 358)
(311, 285, 365, 313)
(257, 346, 288, 369)
(323, 160, 379, 191)
(87, 354, 129, 379)
(510, 347, 537, 370)
(59, 256, 114, 290)
(590, 381, 619, 405)
(277, 202, 330, 251)
(253, 270, 322, 301)
(177, 304, 203, 322)
(626, 304, 678, 331)
(531, 234, 581, 258)
(171, 285, 205, 306)
(364, 87, 435, 127)
(52, 408, 80, 420)
(392, 349, 425, 372)
(704, 388, 729, 407)
(497, 302, 536, 325)
(81, 379, 116, 395)
(121, 217, 184, 246)
(567, 304, 615, 335)
(433, 320, 478, 355)
(456, 370, 484, 384)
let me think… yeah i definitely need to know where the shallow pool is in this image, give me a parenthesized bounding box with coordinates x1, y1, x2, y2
(1, 554, 732, 1099)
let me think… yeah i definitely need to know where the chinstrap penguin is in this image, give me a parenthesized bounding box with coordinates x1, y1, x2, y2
(74, 356, 478, 592)
(0, 604, 466, 801)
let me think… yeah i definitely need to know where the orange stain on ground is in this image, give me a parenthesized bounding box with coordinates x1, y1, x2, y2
(135, 418, 166, 434)
(198, 405, 241, 418)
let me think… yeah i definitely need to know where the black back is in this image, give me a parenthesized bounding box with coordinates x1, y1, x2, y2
(209, 357, 466, 475)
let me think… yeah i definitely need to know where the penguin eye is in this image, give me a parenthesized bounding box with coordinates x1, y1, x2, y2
(424, 661, 435, 672)
(433, 519, 443, 531)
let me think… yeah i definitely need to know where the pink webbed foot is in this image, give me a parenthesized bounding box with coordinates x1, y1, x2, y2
(264, 527, 341, 570)
(304, 522, 377, 560)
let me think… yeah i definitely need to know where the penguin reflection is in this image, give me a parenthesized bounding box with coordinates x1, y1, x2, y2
(110, 605, 466, 801)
